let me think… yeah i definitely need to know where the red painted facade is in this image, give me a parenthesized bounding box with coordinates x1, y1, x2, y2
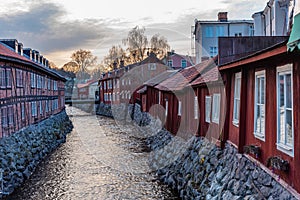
(0, 39, 66, 138)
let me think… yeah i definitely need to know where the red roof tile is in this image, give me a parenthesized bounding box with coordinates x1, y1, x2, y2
(155, 58, 216, 91)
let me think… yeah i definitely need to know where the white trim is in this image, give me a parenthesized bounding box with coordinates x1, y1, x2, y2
(178, 101, 182, 116)
(194, 96, 198, 119)
(165, 100, 168, 117)
(276, 64, 294, 157)
(205, 96, 211, 123)
(233, 72, 241, 126)
(212, 93, 220, 124)
(254, 70, 266, 141)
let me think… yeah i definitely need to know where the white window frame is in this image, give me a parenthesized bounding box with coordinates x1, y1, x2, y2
(178, 101, 182, 116)
(205, 96, 212, 123)
(1, 107, 7, 127)
(8, 106, 13, 125)
(233, 72, 241, 126)
(31, 101, 37, 117)
(194, 96, 198, 119)
(165, 100, 168, 117)
(254, 70, 266, 141)
(276, 64, 294, 157)
(39, 101, 43, 115)
(212, 93, 220, 124)
(21, 103, 25, 120)
(167, 60, 173, 67)
(6, 69, 11, 88)
(31, 73, 36, 88)
(158, 91, 161, 104)
(16, 69, 23, 87)
(0, 68, 6, 88)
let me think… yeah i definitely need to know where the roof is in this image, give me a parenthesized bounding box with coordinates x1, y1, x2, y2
(144, 70, 178, 87)
(0, 42, 66, 81)
(190, 65, 220, 87)
(287, 13, 300, 52)
(155, 57, 217, 92)
(196, 20, 253, 24)
(77, 79, 98, 89)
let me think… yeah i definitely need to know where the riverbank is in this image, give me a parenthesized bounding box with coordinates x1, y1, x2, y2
(0, 109, 73, 198)
(96, 102, 298, 199)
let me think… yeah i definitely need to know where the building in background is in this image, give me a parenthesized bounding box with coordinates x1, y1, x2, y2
(193, 12, 254, 63)
(162, 50, 195, 69)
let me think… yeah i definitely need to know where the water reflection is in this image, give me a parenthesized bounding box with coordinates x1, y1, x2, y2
(6, 106, 179, 200)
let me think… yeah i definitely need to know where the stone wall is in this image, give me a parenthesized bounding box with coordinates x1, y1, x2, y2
(147, 132, 297, 200)
(96, 103, 298, 199)
(0, 110, 73, 197)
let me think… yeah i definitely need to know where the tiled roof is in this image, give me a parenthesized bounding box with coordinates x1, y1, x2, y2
(144, 70, 178, 87)
(0, 42, 65, 81)
(190, 65, 220, 86)
(77, 79, 98, 88)
(155, 58, 215, 91)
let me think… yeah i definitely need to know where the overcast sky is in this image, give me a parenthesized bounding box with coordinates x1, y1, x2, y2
(0, 0, 267, 67)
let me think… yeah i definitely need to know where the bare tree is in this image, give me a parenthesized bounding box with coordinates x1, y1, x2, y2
(104, 45, 126, 70)
(150, 34, 170, 59)
(122, 26, 148, 62)
(71, 49, 97, 73)
(62, 61, 80, 73)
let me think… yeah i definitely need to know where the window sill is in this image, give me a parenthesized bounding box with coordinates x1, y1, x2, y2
(276, 143, 294, 157)
(232, 120, 239, 127)
(254, 132, 265, 141)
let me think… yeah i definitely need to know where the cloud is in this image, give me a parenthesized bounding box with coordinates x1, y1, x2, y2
(0, 1, 116, 66)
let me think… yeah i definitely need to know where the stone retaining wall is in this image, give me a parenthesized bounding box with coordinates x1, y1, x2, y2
(0, 110, 73, 198)
(97, 103, 298, 199)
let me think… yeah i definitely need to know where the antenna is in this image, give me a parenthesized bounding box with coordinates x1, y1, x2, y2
(191, 25, 195, 56)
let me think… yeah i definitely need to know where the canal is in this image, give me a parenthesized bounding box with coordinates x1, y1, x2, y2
(6, 106, 179, 199)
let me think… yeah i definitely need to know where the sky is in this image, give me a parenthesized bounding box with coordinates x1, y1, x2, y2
(0, 0, 268, 67)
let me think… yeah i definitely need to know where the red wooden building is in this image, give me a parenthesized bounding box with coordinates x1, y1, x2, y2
(0, 39, 66, 138)
(190, 61, 225, 143)
(218, 33, 300, 193)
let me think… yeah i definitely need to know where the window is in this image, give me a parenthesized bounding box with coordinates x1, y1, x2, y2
(233, 72, 241, 126)
(8, 106, 13, 125)
(181, 60, 187, 68)
(205, 26, 214, 37)
(21, 103, 25, 120)
(148, 63, 156, 70)
(205, 96, 212, 123)
(254, 71, 265, 140)
(209, 46, 218, 57)
(48, 78, 51, 90)
(167, 60, 173, 67)
(212, 94, 220, 124)
(194, 96, 198, 119)
(6, 69, 11, 88)
(31, 101, 37, 117)
(1, 107, 7, 127)
(16, 69, 23, 87)
(216, 26, 225, 37)
(53, 81, 58, 90)
(31, 73, 36, 88)
(40, 101, 43, 115)
(46, 100, 49, 113)
(121, 79, 124, 86)
(277, 65, 293, 156)
(0, 68, 5, 87)
(165, 100, 168, 117)
(158, 91, 161, 104)
(178, 101, 182, 116)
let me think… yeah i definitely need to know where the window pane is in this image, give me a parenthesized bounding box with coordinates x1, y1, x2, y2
(286, 74, 292, 108)
(279, 75, 284, 107)
(257, 77, 261, 104)
(279, 107, 285, 143)
(286, 109, 293, 145)
(255, 105, 261, 133)
(261, 77, 265, 104)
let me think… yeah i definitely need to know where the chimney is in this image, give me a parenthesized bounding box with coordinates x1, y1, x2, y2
(120, 60, 124, 68)
(18, 43, 23, 56)
(218, 12, 228, 22)
(201, 56, 210, 62)
(113, 61, 117, 69)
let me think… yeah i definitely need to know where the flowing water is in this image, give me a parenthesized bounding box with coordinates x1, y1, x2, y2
(6, 106, 179, 200)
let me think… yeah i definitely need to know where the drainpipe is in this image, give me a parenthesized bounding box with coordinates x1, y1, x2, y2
(267, 2, 272, 36)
